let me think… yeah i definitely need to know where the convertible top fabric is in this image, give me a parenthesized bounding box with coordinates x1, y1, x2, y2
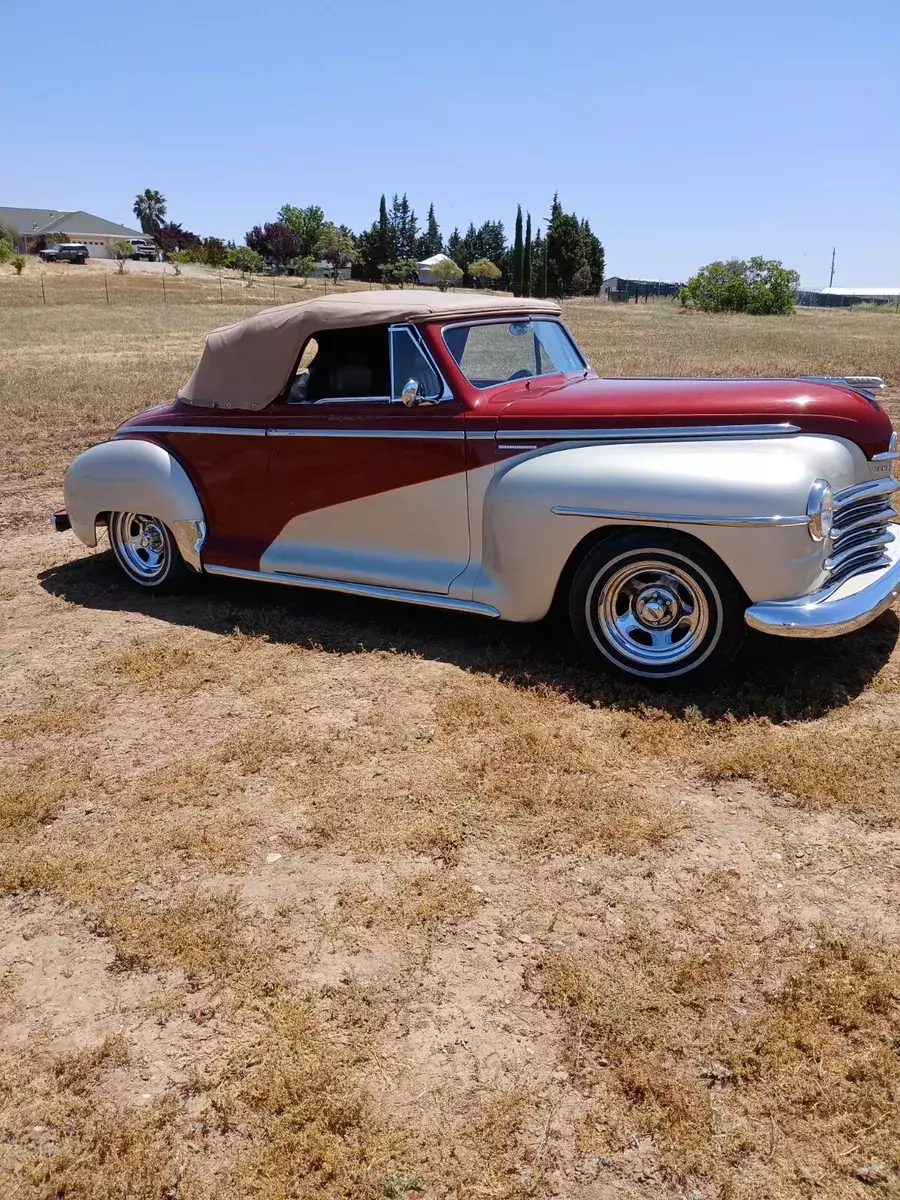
(177, 289, 561, 410)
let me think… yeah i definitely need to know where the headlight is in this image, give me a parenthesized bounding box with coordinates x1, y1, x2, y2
(807, 478, 834, 542)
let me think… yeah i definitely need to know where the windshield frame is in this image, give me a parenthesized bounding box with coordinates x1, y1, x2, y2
(440, 316, 587, 391)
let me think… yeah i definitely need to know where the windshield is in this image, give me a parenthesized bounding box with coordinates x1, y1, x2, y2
(442, 319, 585, 388)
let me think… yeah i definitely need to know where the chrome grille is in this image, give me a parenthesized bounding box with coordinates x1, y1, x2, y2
(825, 478, 899, 587)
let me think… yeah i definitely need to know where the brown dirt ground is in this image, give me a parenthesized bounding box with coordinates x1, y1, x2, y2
(1, 299, 899, 1199)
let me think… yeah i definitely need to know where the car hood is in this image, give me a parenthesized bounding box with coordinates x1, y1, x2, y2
(493, 374, 893, 457)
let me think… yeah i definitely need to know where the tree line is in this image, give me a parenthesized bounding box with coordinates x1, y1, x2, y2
(131, 188, 606, 296)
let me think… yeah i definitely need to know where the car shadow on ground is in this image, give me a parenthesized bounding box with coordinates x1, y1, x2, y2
(39, 551, 899, 725)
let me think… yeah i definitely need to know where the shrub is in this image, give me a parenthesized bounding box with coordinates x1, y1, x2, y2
(12, 255, 26, 275)
(0, 237, 11, 264)
(679, 257, 799, 315)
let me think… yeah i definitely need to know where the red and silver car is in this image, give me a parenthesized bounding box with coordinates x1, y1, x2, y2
(53, 291, 899, 685)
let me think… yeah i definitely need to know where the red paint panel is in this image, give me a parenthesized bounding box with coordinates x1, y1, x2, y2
(118, 401, 471, 571)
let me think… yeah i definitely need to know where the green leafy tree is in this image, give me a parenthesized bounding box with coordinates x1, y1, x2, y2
(416, 203, 443, 258)
(679, 257, 798, 314)
(278, 204, 326, 258)
(429, 257, 463, 291)
(133, 189, 167, 236)
(0, 237, 11, 264)
(227, 246, 266, 276)
(380, 258, 419, 288)
(202, 237, 228, 268)
(12, 254, 26, 275)
(468, 258, 502, 288)
(110, 239, 134, 274)
(512, 205, 524, 296)
(317, 222, 357, 280)
(522, 213, 532, 298)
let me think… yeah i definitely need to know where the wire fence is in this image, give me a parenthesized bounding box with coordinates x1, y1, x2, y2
(0, 271, 379, 310)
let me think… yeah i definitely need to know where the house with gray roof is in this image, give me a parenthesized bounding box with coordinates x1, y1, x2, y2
(0, 206, 149, 258)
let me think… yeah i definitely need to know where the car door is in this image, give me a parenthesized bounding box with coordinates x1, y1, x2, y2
(260, 324, 470, 595)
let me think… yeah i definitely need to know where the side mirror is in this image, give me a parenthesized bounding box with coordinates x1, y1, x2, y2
(401, 378, 424, 407)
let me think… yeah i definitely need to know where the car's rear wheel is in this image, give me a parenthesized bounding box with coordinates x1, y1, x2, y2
(108, 511, 191, 593)
(568, 530, 746, 686)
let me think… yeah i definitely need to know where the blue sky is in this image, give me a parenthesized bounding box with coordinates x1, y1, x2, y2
(6, 0, 898, 287)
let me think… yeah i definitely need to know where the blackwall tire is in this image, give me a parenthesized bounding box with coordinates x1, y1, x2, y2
(108, 512, 191, 594)
(569, 530, 747, 687)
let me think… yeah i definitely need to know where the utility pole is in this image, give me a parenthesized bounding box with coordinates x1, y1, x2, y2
(829, 247, 836, 288)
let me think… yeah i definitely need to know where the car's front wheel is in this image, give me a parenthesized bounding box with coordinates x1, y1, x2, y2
(568, 530, 747, 686)
(108, 511, 191, 593)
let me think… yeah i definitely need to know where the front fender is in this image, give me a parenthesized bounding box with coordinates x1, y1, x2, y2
(473, 435, 868, 621)
(64, 439, 206, 567)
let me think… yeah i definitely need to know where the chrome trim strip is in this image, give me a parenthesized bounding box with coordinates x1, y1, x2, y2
(551, 505, 809, 528)
(834, 477, 899, 509)
(388, 323, 453, 402)
(831, 504, 898, 542)
(115, 425, 464, 440)
(825, 529, 894, 573)
(745, 526, 900, 638)
(204, 564, 500, 616)
(114, 425, 268, 438)
(264, 428, 465, 440)
(497, 423, 800, 443)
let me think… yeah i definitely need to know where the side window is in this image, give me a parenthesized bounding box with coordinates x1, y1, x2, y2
(390, 327, 442, 402)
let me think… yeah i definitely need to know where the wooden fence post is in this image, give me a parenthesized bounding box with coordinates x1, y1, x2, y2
(104, 275, 110, 304)
(162, 271, 167, 303)
(219, 276, 224, 303)
(41, 275, 47, 306)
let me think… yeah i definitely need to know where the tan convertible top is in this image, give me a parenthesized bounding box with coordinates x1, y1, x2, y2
(177, 289, 562, 410)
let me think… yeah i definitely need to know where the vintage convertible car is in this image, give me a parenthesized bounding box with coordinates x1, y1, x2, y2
(53, 291, 900, 685)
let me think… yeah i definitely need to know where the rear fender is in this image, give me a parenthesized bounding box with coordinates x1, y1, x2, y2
(64, 439, 206, 569)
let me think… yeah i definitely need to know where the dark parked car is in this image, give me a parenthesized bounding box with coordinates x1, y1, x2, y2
(40, 243, 89, 264)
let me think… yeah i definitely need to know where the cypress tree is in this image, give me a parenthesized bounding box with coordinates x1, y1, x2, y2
(512, 205, 524, 296)
(523, 213, 532, 298)
(417, 203, 443, 258)
(376, 194, 393, 270)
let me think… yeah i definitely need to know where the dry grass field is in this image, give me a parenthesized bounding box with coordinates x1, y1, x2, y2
(1, 281, 900, 1199)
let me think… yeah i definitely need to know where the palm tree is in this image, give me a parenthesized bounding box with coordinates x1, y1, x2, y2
(133, 189, 167, 236)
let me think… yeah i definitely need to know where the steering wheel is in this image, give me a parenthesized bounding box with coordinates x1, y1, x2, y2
(507, 368, 535, 382)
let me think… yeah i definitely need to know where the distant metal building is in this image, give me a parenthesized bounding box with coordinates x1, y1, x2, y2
(798, 286, 900, 308)
(602, 276, 684, 301)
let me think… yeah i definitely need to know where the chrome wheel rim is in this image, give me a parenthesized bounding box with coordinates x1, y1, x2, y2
(596, 558, 709, 667)
(111, 512, 168, 581)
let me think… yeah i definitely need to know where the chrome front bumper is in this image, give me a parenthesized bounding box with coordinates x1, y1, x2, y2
(745, 525, 900, 638)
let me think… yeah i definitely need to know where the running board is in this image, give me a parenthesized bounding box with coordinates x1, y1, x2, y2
(203, 563, 500, 617)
